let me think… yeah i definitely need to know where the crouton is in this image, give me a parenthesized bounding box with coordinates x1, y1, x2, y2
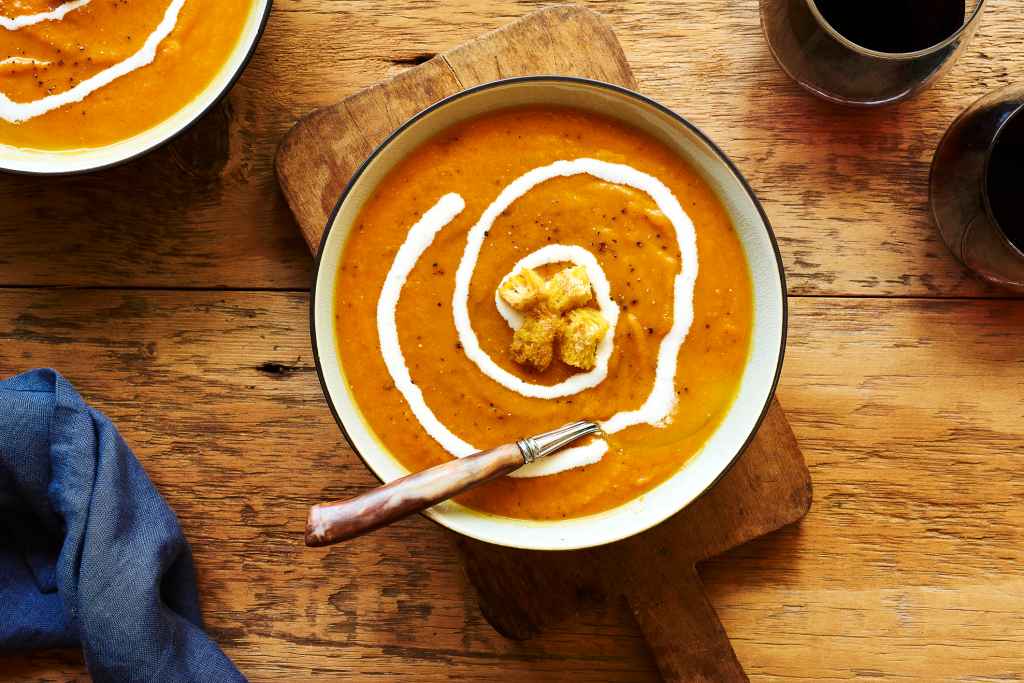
(510, 314, 561, 371)
(498, 268, 546, 311)
(558, 308, 609, 370)
(542, 265, 593, 313)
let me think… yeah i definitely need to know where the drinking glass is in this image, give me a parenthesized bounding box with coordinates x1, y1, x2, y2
(930, 84, 1024, 291)
(760, 0, 987, 106)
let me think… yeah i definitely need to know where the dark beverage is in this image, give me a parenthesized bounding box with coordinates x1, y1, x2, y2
(814, 0, 966, 54)
(931, 85, 1024, 291)
(987, 112, 1024, 253)
(760, 0, 984, 106)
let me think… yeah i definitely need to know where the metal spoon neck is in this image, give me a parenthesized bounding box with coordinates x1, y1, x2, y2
(516, 420, 602, 464)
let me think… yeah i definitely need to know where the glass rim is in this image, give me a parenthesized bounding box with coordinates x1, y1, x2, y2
(983, 98, 1024, 260)
(805, 0, 988, 60)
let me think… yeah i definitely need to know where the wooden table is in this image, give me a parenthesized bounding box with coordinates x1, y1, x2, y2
(2, 2, 1023, 681)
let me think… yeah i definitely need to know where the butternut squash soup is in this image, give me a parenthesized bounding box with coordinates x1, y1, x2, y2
(0, 0, 255, 150)
(335, 106, 754, 521)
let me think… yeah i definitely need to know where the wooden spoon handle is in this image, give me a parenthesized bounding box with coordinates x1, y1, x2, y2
(305, 443, 525, 547)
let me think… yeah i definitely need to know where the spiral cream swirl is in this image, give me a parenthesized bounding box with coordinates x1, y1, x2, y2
(375, 158, 699, 477)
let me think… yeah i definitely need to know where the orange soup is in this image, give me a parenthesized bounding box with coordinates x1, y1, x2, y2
(335, 107, 754, 520)
(0, 0, 254, 150)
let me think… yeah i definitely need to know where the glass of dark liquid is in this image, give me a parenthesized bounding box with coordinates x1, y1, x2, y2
(931, 84, 1024, 291)
(761, 0, 987, 106)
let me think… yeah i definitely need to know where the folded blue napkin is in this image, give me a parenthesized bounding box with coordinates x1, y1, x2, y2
(0, 369, 245, 682)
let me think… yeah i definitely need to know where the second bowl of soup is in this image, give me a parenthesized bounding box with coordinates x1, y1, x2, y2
(0, 0, 271, 173)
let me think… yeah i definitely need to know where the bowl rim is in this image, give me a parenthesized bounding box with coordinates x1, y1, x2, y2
(0, 0, 273, 176)
(310, 75, 788, 550)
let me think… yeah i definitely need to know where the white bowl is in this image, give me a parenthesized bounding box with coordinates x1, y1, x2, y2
(311, 77, 787, 551)
(0, 0, 272, 175)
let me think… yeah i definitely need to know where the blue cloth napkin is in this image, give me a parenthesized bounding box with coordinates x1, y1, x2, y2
(0, 369, 245, 682)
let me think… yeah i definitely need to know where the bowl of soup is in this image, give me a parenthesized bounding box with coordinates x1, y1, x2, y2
(0, 0, 271, 174)
(311, 77, 786, 550)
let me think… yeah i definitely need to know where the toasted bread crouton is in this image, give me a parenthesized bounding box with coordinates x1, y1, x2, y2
(542, 265, 593, 313)
(498, 268, 546, 311)
(510, 314, 561, 371)
(558, 308, 609, 370)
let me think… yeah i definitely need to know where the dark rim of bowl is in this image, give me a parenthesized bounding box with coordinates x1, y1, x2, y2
(0, 0, 273, 177)
(309, 75, 789, 548)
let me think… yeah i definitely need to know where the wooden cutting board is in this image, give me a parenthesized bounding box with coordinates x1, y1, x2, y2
(275, 5, 812, 681)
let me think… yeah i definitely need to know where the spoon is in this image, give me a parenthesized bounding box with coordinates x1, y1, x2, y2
(305, 420, 600, 547)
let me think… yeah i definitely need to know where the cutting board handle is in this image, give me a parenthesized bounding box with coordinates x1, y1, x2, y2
(624, 564, 748, 683)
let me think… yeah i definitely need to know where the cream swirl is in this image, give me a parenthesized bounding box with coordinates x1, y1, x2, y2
(375, 158, 699, 477)
(0, 0, 91, 31)
(0, 0, 185, 124)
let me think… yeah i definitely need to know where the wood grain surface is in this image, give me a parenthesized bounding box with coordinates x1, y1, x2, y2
(2, 1, 1024, 681)
(2, 1, 1023, 296)
(1, 292, 1022, 681)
